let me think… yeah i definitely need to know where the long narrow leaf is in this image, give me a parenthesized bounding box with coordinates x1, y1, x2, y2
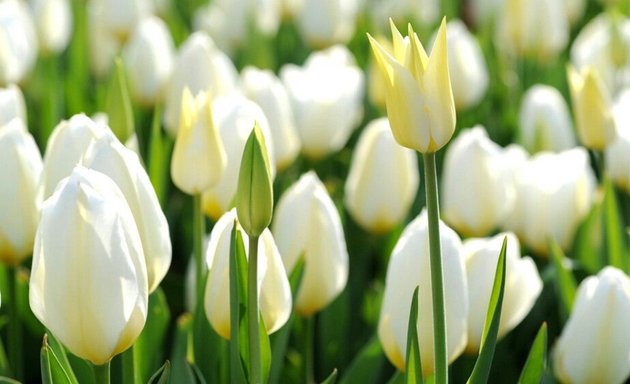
(518, 323, 547, 384)
(321, 369, 338, 384)
(41, 334, 77, 384)
(549, 239, 577, 322)
(405, 287, 423, 384)
(338, 337, 384, 384)
(604, 178, 627, 270)
(467, 237, 508, 384)
(229, 223, 247, 384)
(147, 361, 171, 384)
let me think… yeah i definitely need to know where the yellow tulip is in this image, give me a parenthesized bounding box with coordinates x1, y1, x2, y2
(367, 18, 456, 153)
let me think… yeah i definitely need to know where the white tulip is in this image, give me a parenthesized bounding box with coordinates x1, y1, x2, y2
(0, 118, 42, 265)
(0, 84, 26, 127)
(518, 85, 576, 153)
(122, 16, 175, 106)
(87, 0, 121, 77)
(606, 89, 630, 191)
(201, 94, 274, 219)
(0, 0, 38, 85)
(294, 0, 359, 47)
(464, 232, 542, 353)
(369, 0, 439, 33)
(272, 171, 348, 316)
(204, 209, 291, 339)
(281, 45, 364, 159)
(29, 165, 148, 365)
(442, 126, 512, 237)
(163, 32, 238, 137)
(554, 266, 630, 384)
(344, 118, 419, 234)
(82, 131, 171, 293)
(28, 0, 72, 54)
(39, 114, 109, 200)
(378, 209, 468, 376)
(87, 0, 152, 41)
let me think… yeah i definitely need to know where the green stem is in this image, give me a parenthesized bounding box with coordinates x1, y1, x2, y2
(193, 194, 205, 307)
(92, 361, 111, 384)
(7, 267, 22, 382)
(422, 152, 447, 384)
(304, 315, 314, 384)
(248, 235, 262, 384)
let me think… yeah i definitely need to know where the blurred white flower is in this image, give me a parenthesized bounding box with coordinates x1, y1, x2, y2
(606, 89, 630, 191)
(0, 84, 26, 127)
(281, 45, 364, 159)
(87, 0, 152, 41)
(518, 85, 576, 153)
(240, 66, 300, 170)
(294, 0, 359, 47)
(28, 0, 72, 54)
(273, 171, 348, 316)
(344, 118, 419, 234)
(554, 266, 630, 384)
(369, 0, 439, 33)
(0, 0, 38, 85)
(464, 232, 542, 353)
(378, 209, 468, 376)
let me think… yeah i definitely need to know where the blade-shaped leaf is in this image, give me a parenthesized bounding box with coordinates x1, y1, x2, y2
(321, 369, 338, 384)
(148, 361, 171, 384)
(549, 238, 577, 322)
(604, 177, 627, 270)
(338, 337, 384, 384)
(134, 288, 171, 382)
(518, 323, 547, 384)
(467, 237, 507, 384)
(405, 287, 423, 384)
(45, 333, 79, 384)
(573, 197, 603, 274)
(229, 223, 247, 384)
(41, 334, 78, 384)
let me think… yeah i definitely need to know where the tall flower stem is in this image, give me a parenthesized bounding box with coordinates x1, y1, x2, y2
(248, 235, 262, 384)
(92, 362, 111, 384)
(422, 152, 447, 384)
(193, 194, 205, 304)
(304, 315, 315, 384)
(7, 267, 22, 382)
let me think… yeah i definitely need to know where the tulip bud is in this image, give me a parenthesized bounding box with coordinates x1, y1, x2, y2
(464, 232, 542, 353)
(368, 18, 456, 153)
(294, 0, 359, 47)
(29, 165, 148, 365)
(171, 88, 227, 195)
(204, 209, 291, 339)
(553, 266, 630, 384)
(202, 95, 275, 219)
(39, 114, 108, 200)
(442, 126, 512, 237)
(122, 16, 175, 106)
(236, 124, 274, 238)
(0, 119, 42, 265)
(568, 65, 616, 149)
(518, 85, 576, 153)
(0, 0, 38, 85)
(163, 32, 238, 137)
(240, 67, 300, 170)
(272, 171, 348, 316)
(28, 0, 72, 54)
(280, 45, 364, 159)
(503, 148, 596, 255)
(82, 131, 172, 293)
(378, 209, 467, 375)
(0, 84, 26, 127)
(344, 118, 419, 234)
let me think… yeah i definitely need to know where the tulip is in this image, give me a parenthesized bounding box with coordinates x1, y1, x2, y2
(378, 209, 467, 375)
(82, 131, 171, 293)
(442, 126, 512, 237)
(204, 209, 291, 339)
(0, 84, 26, 127)
(294, 0, 359, 47)
(553, 266, 630, 384)
(495, 0, 569, 61)
(171, 88, 227, 196)
(368, 18, 456, 153)
(29, 165, 148, 365)
(241, 66, 300, 169)
(39, 114, 108, 200)
(272, 171, 348, 316)
(87, 0, 120, 78)
(163, 32, 238, 137)
(202, 94, 275, 219)
(518, 85, 576, 153)
(434, 19, 489, 111)
(568, 65, 617, 149)
(28, 0, 72, 54)
(122, 16, 175, 106)
(503, 148, 596, 255)
(606, 90, 630, 191)
(280, 45, 364, 159)
(0, 119, 42, 265)
(344, 117, 419, 234)
(0, 0, 38, 85)
(464, 232, 542, 353)
(469, 0, 502, 27)
(369, 0, 439, 33)
(87, 0, 152, 41)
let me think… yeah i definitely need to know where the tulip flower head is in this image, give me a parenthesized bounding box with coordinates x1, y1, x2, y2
(554, 266, 630, 384)
(0, 84, 26, 127)
(368, 18, 456, 153)
(29, 165, 148, 365)
(378, 209, 468, 375)
(204, 210, 291, 339)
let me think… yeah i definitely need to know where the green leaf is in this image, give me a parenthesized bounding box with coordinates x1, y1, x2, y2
(229, 223, 247, 384)
(147, 361, 171, 384)
(105, 57, 135, 142)
(321, 369, 338, 384)
(0, 377, 20, 383)
(549, 238, 577, 322)
(603, 177, 627, 270)
(192, 291, 228, 383)
(259, 316, 272, 384)
(45, 333, 79, 384)
(517, 323, 547, 384)
(338, 337, 384, 384)
(134, 288, 172, 382)
(41, 334, 78, 384)
(147, 104, 172, 206)
(573, 197, 604, 274)
(169, 314, 197, 384)
(467, 237, 508, 384)
(405, 287, 423, 384)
